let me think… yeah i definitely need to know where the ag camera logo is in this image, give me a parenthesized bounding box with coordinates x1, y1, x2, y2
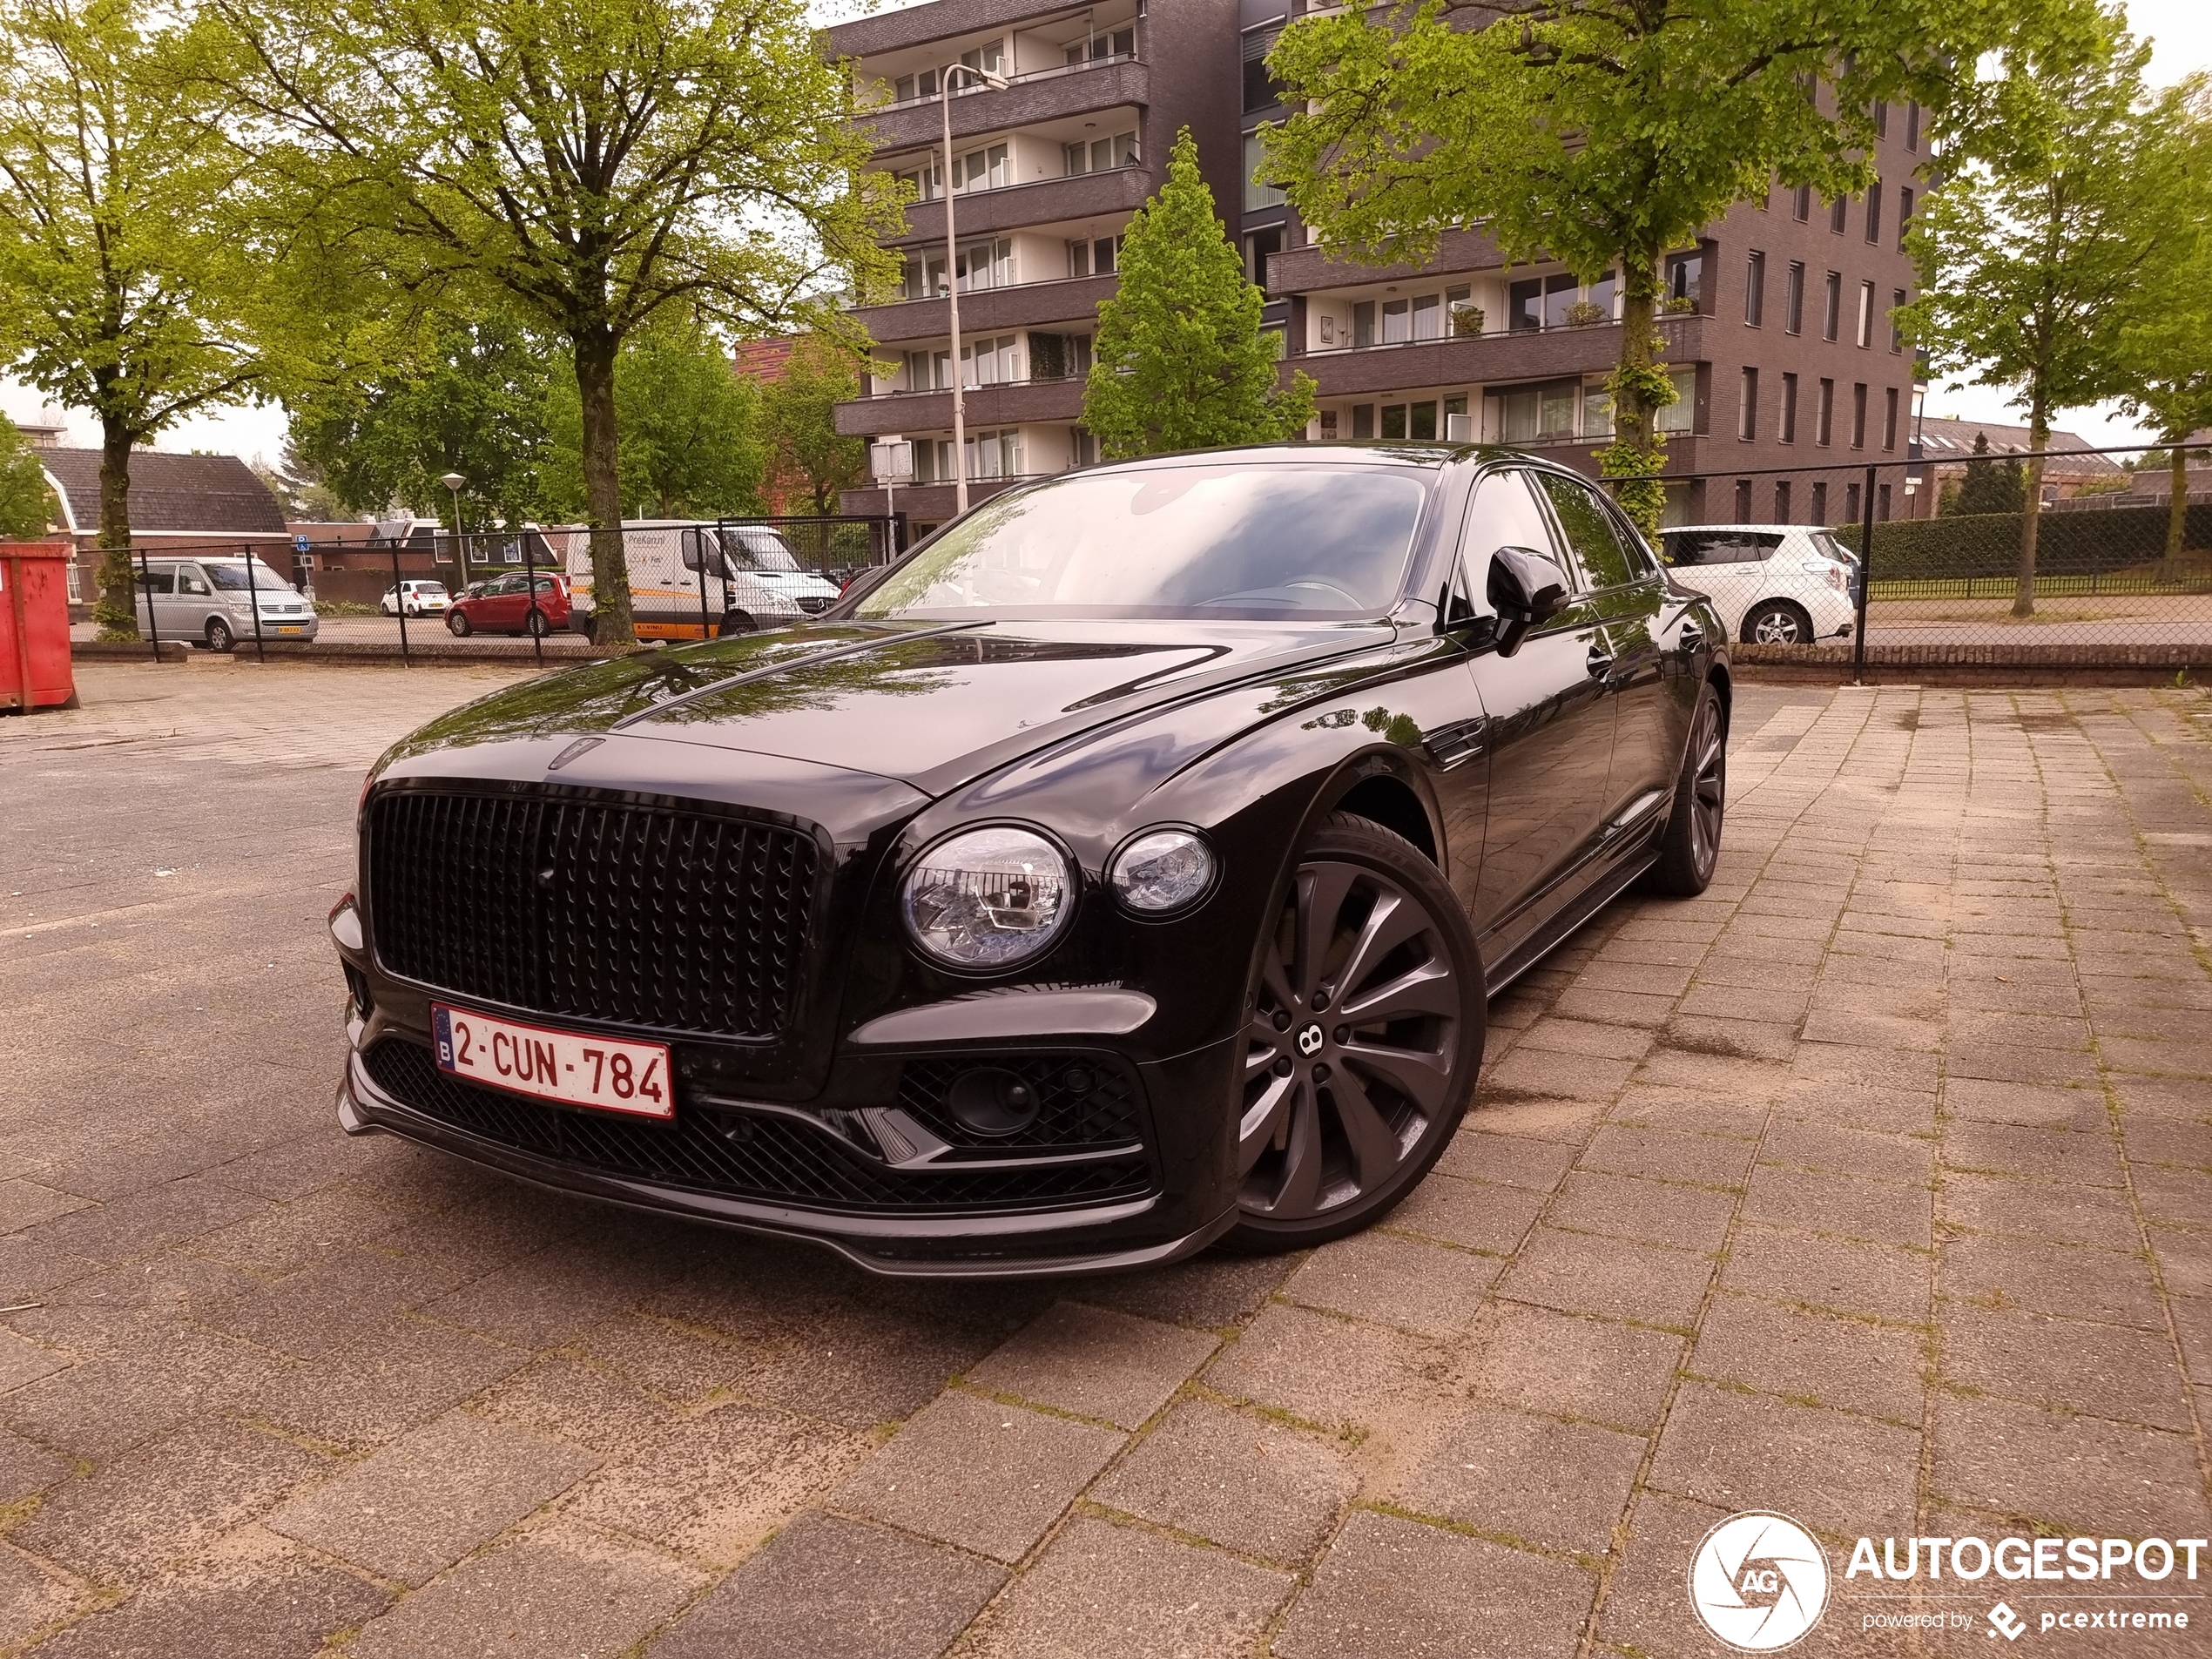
(1689, 1512, 1831, 1651)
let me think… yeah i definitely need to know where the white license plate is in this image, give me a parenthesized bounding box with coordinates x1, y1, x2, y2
(431, 1003, 672, 1119)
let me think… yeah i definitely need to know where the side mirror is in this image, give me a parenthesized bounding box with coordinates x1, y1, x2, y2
(1487, 545, 1569, 658)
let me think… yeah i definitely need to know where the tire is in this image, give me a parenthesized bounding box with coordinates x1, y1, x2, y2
(1740, 599, 1813, 646)
(205, 617, 234, 653)
(718, 610, 756, 637)
(525, 610, 549, 638)
(446, 610, 472, 637)
(1645, 681, 1727, 897)
(577, 613, 599, 645)
(1223, 811, 1485, 1252)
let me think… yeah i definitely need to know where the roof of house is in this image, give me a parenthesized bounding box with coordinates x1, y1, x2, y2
(1912, 416, 2122, 474)
(38, 448, 288, 536)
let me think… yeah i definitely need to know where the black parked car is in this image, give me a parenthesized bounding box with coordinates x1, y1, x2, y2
(330, 445, 1730, 1277)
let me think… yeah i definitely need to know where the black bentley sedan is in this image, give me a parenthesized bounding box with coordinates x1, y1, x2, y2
(329, 445, 1730, 1277)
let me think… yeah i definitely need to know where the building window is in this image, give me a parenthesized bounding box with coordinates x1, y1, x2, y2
(1906, 100, 1921, 151)
(1735, 479, 1755, 519)
(1781, 372, 1799, 443)
(1793, 185, 1811, 221)
(961, 426, 1022, 481)
(1498, 381, 1578, 442)
(1351, 403, 1374, 439)
(1381, 298, 1410, 344)
(1352, 300, 1375, 347)
(956, 237, 1014, 291)
(1851, 382, 1869, 448)
(1744, 251, 1765, 325)
(1069, 425, 1099, 467)
(1865, 182, 1882, 244)
(1844, 480, 1862, 521)
(1878, 482, 1892, 520)
(1856, 280, 1876, 347)
(1883, 386, 1900, 449)
(893, 156, 943, 202)
(900, 253, 948, 300)
(1897, 187, 1914, 250)
(1816, 378, 1835, 446)
(1823, 272, 1842, 341)
(1242, 27, 1282, 112)
(1811, 480, 1829, 522)
(1784, 261, 1804, 334)
(1066, 236, 1120, 278)
(1890, 289, 1907, 352)
(1508, 279, 1541, 331)
(1830, 194, 1848, 234)
(1581, 385, 1612, 437)
(1318, 410, 1339, 439)
(1244, 226, 1284, 293)
(954, 142, 1008, 193)
(1244, 131, 1286, 211)
(1775, 479, 1793, 523)
(1655, 367, 1698, 434)
(1666, 251, 1703, 310)
(1026, 332, 1091, 381)
(1380, 403, 1406, 440)
(961, 334, 1021, 388)
(1064, 131, 1137, 176)
(1063, 24, 1134, 66)
(1738, 368, 1759, 440)
(1873, 99, 1889, 138)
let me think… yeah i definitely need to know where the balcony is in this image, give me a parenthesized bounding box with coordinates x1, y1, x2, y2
(1298, 313, 1707, 397)
(830, 0, 1104, 58)
(851, 272, 1120, 348)
(1269, 226, 1511, 296)
(856, 58, 1149, 153)
(836, 376, 1087, 437)
(891, 166, 1150, 248)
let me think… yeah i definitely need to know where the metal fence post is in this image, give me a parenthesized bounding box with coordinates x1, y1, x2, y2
(137, 547, 159, 663)
(245, 543, 266, 664)
(524, 533, 543, 665)
(390, 543, 410, 665)
(1854, 463, 1876, 686)
(696, 524, 712, 642)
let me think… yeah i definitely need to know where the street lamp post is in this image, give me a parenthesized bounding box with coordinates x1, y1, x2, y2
(939, 61, 1007, 516)
(440, 472, 468, 591)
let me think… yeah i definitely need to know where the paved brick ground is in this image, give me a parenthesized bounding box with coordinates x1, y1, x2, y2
(3, 661, 2210, 1657)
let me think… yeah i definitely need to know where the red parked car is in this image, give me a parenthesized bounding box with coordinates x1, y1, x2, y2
(446, 572, 570, 637)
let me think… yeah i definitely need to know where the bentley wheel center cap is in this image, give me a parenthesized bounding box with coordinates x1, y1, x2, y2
(1296, 1022, 1325, 1057)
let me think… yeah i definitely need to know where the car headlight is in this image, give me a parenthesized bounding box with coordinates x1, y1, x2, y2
(901, 826, 1076, 970)
(1107, 828, 1216, 915)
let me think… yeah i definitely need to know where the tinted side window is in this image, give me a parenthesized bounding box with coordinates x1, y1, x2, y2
(1534, 474, 1635, 589)
(1460, 470, 1570, 615)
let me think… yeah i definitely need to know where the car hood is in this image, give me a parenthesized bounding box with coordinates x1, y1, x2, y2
(378, 618, 1398, 798)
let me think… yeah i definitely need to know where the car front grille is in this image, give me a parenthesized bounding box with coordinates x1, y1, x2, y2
(362, 1039, 1154, 1214)
(368, 787, 817, 1040)
(897, 1056, 1143, 1150)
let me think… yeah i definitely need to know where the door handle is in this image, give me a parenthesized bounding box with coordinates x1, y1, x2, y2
(1586, 644, 1615, 678)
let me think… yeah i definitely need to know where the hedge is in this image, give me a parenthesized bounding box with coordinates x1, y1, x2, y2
(1831, 502, 2211, 580)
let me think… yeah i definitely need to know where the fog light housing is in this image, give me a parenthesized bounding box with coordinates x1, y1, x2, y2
(946, 1068, 1041, 1138)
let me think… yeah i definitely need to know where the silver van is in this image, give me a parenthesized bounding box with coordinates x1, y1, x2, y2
(133, 556, 320, 651)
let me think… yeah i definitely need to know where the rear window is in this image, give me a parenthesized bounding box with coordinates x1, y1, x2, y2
(1662, 530, 1785, 567)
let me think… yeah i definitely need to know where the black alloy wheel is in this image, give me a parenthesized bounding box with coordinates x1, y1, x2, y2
(447, 610, 472, 637)
(1646, 682, 1727, 896)
(1226, 812, 1483, 1250)
(1741, 599, 1811, 646)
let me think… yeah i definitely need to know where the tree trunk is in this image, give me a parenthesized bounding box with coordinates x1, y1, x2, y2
(92, 420, 138, 640)
(2015, 396, 2047, 618)
(574, 324, 635, 647)
(1601, 254, 1669, 538)
(2168, 439, 2188, 562)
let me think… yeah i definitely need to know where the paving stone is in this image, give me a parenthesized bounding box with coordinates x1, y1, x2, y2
(346, 1521, 705, 1659)
(2130, 1165, 2212, 1231)
(1932, 1393, 2212, 1538)
(1946, 1121, 2125, 1186)
(1497, 1226, 1713, 1329)
(1941, 1171, 2143, 1251)
(1461, 1300, 1683, 1433)
(564, 1402, 869, 1566)
(1742, 1167, 1932, 1248)
(1389, 1401, 1646, 1555)
(1689, 1292, 1925, 1423)
(964, 1514, 1292, 1659)
(1071, 1252, 1291, 1328)
(198, 1248, 472, 1360)
(1939, 1305, 2192, 1431)
(1546, 1170, 1738, 1251)
(0, 1542, 78, 1654)
(264, 1408, 598, 1584)
(831, 1389, 1123, 1563)
(1089, 1398, 1357, 1562)
(1943, 1078, 2109, 1130)
(1280, 1231, 1497, 1339)
(0, 1330, 69, 1394)
(645, 1511, 1002, 1659)
(1272, 1508, 1596, 1659)
(0, 1426, 67, 1507)
(965, 1300, 1218, 1428)
(1719, 1222, 1932, 1323)
(1761, 1119, 1936, 1186)
(1648, 1381, 1919, 1537)
(1203, 1303, 1456, 1435)
(1941, 1235, 2165, 1328)
(1384, 1171, 1546, 1253)
(470, 1353, 677, 1456)
(249, 1314, 532, 1449)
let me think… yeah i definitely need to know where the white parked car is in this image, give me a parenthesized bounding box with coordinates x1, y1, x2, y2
(1658, 524, 1857, 646)
(380, 580, 451, 617)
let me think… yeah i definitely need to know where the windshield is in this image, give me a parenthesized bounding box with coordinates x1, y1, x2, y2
(853, 463, 1431, 620)
(725, 528, 803, 573)
(206, 562, 295, 593)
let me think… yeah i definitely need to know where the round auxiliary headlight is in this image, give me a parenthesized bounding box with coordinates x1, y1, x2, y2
(1107, 828, 1216, 915)
(901, 826, 1076, 970)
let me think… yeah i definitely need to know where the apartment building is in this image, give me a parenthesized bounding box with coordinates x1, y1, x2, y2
(832, 0, 1928, 532)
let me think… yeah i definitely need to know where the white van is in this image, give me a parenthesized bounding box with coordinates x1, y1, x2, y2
(551, 523, 806, 644)
(720, 525, 844, 615)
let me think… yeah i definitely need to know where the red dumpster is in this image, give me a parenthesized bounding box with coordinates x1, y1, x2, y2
(1, 542, 78, 713)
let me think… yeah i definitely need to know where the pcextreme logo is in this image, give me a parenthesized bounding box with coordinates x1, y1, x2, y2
(1689, 1512, 1832, 1651)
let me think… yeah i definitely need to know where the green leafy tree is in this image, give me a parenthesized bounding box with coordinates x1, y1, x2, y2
(1900, 10, 2176, 613)
(1264, 0, 2024, 533)
(760, 336, 867, 515)
(1955, 432, 2027, 515)
(543, 325, 767, 520)
(289, 313, 551, 527)
(1083, 129, 1315, 458)
(0, 412, 58, 537)
(2110, 77, 2212, 560)
(206, 0, 900, 647)
(0, 0, 272, 637)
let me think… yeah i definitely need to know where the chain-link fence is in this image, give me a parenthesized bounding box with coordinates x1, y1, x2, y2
(1655, 441, 2212, 677)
